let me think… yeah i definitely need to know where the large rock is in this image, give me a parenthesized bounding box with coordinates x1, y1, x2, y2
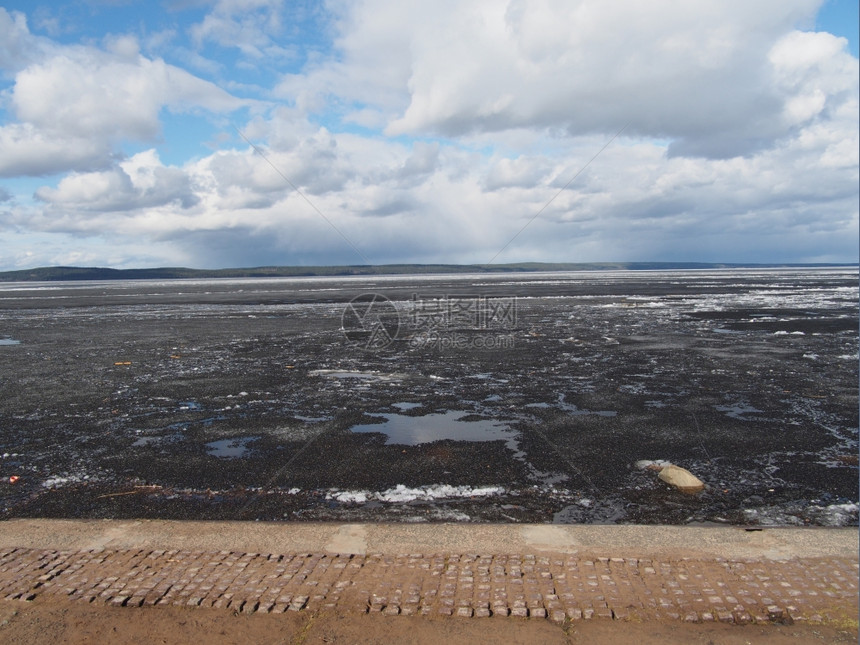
(657, 465, 705, 494)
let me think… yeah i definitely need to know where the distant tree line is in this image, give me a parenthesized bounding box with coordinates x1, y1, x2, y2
(0, 262, 850, 282)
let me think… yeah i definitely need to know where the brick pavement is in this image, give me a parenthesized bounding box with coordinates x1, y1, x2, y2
(0, 546, 856, 625)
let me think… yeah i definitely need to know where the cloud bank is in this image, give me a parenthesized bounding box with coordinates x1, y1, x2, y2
(0, 1, 856, 269)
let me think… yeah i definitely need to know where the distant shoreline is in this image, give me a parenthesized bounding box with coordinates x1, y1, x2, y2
(0, 262, 856, 282)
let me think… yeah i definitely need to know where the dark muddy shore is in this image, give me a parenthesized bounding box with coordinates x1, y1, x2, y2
(0, 268, 856, 525)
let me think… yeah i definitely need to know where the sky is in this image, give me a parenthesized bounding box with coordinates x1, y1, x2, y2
(0, 0, 857, 270)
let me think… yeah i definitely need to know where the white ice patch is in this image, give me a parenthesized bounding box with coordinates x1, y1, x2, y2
(809, 502, 860, 527)
(331, 490, 369, 504)
(377, 484, 504, 502)
(743, 502, 859, 527)
(428, 509, 471, 521)
(42, 474, 86, 488)
(635, 459, 673, 470)
(326, 484, 504, 504)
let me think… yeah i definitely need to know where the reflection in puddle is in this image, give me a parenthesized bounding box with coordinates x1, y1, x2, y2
(352, 411, 514, 446)
(526, 394, 617, 417)
(132, 436, 162, 447)
(132, 432, 182, 447)
(716, 403, 763, 419)
(206, 436, 258, 458)
(310, 369, 405, 382)
(351, 410, 581, 488)
(392, 402, 422, 411)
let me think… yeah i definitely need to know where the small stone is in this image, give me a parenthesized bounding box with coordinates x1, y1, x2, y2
(658, 465, 705, 494)
(733, 610, 752, 624)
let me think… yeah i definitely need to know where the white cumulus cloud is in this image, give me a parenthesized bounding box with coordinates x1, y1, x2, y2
(0, 8, 248, 178)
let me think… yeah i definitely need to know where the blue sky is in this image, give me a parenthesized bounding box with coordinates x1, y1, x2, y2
(817, 0, 859, 56)
(0, 0, 857, 270)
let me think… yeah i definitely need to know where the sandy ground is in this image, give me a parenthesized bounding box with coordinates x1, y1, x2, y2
(0, 597, 856, 645)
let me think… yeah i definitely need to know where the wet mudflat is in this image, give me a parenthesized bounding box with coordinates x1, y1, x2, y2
(0, 268, 856, 525)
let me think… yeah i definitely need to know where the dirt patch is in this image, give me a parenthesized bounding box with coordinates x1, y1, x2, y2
(0, 598, 855, 645)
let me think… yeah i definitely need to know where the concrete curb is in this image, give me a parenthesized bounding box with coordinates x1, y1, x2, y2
(0, 519, 855, 560)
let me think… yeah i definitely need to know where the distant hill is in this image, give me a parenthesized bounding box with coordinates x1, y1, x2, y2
(0, 262, 852, 282)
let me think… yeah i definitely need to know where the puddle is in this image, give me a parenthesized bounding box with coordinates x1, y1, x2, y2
(131, 432, 182, 447)
(0, 338, 20, 346)
(645, 400, 668, 408)
(309, 369, 406, 381)
(468, 373, 508, 382)
(351, 411, 516, 446)
(715, 403, 763, 419)
(351, 410, 571, 488)
(132, 436, 162, 447)
(526, 395, 617, 417)
(179, 401, 202, 411)
(206, 436, 258, 458)
(393, 402, 422, 411)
